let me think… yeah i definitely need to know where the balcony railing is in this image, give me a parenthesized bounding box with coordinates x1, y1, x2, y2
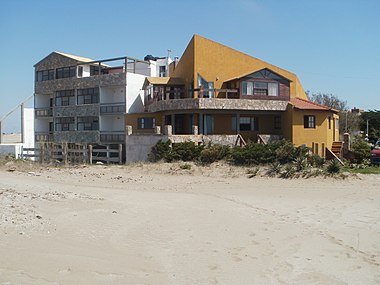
(100, 103, 126, 115)
(35, 132, 54, 142)
(100, 131, 125, 143)
(35, 107, 53, 117)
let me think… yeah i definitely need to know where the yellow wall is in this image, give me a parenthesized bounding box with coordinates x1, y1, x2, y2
(291, 109, 339, 156)
(125, 113, 163, 134)
(171, 35, 307, 100)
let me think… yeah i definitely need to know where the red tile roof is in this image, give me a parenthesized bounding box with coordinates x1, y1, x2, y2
(290, 97, 339, 112)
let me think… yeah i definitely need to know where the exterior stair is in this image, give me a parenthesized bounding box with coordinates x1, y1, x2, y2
(331, 141, 343, 158)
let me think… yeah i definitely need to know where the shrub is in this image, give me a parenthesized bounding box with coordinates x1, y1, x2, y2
(309, 154, 325, 168)
(148, 140, 171, 162)
(351, 137, 371, 164)
(166, 142, 204, 162)
(280, 164, 296, 179)
(246, 167, 260, 178)
(199, 144, 231, 165)
(326, 159, 341, 174)
(179, 163, 192, 170)
(267, 162, 282, 177)
(294, 157, 308, 172)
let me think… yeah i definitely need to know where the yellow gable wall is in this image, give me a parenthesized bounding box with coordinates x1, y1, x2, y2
(176, 35, 307, 99)
(291, 109, 339, 155)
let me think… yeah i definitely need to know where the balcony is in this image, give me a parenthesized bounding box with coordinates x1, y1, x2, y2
(100, 103, 126, 115)
(100, 131, 125, 143)
(35, 107, 53, 117)
(35, 132, 53, 142)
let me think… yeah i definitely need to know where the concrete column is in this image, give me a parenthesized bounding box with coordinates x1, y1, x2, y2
(236, 114, 240, 133)
(126, 125, 132, 135)
(164, 125, 172, 136)
(21, 103, 25, 143)
(155, 126, 161, 134)
(193, 125, 198, 135)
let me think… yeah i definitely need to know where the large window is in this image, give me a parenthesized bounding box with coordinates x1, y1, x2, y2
(240, 117, 259, 131)
(198, 74, 214, 98)
(55, 117, 75, 131)
(55, 89, 75, 106)
(304, 115, 316, 128)
(242, 81, 278, 96)
(77, 88, 99, 105)
(90, 65, 100, 76)
(274, 116, 281, 130)
(36, 69, 54, 82)
(77, 116, 99, 131)
(56, 66, 76, 79)
(138, 117, 155, 129)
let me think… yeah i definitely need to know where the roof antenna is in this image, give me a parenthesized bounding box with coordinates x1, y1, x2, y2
(167, 49, 172, 59)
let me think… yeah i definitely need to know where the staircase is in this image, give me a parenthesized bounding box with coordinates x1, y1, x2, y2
(331, 141, 343, 158)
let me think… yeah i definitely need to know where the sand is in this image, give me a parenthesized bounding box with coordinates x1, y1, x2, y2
(0, 162, 379, 284)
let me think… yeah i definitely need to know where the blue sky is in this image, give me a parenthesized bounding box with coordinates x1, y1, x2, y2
(0, 0, 379, 132)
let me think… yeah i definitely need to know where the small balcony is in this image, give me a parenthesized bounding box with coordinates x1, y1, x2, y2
(35, 132, 54, 142)
(100, 103, 126, 115)
(35, 107, 53, 117)
(100, 131, 125, 143)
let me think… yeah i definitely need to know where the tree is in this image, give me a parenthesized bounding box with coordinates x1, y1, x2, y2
(307, 92, 361, 135)
(360, 110, 380, 143)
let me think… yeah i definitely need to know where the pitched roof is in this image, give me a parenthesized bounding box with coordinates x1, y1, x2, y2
(290, 97, 339, 112)
(54, 51, 95, 63)
(144, 77, 184, 86)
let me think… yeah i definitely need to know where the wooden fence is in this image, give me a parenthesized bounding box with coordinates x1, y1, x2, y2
(21, 143, 123, 164)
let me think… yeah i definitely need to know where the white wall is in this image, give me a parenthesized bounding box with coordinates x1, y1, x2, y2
(126, 62, 151, 76)
(100, 116, 124, 132)
(35, 94, 52, 108)
(34, 119, 51, 133)
(23, 108, 35, 148)
(0, 144, 23, 158)
(126, 73, 146, 113)
(100, 86, 126, 104)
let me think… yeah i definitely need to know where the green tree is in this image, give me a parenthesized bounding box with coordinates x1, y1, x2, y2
(307, 92, 361, 134)
(360, 110, 380, 143)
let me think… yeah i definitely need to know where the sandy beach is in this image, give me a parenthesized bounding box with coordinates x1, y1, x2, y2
(0, 162, 379, 284)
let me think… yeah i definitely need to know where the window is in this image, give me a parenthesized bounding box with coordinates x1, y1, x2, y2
(241, 81, 278, 96)
(55, 89, 75, 106)
(36, 69, 54, 82)
(138, 117, 155, 129)
(328, 116, 331, 129)
(159, 65, 166, 77)
(90, 65, 100, 76)
(77, 88, 99, 105)
(242, 82, 253, 95)
(55, 117, 75, 131)
(274, 116, 281, 129)
(56, 66, 76, 79)
(240, 117, 258, 131)
(304, 115, 316, 128)
(77, 116, 99, 131)
(78, 66, 83, 77)
(198, 74, 214, 98)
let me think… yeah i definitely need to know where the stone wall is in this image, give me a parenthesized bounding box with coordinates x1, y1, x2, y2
(54, 131, 99, 144)
(35, 73, 126, 94)
(125, 134, 167, 163)
(147, 98, 289, 112)
(55, 105, 99, 117)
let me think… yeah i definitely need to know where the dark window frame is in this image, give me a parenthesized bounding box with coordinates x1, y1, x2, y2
(55, 89, 75, 106)
(77, 116, 99, 131)
(239, 116, 259, 131)
(36, 69, 54, 82)
(55, 117, 75, 131)
(138, 117, 155, 129)
(77, 88, 99, 105)
(56, 66, 76, 79)
(304, 115, 316, 128)
(274, 116, 281, 130)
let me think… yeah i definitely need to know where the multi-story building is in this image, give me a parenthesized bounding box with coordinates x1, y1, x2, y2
(126, 35, 340, 160)
(34, 51, 171, 154)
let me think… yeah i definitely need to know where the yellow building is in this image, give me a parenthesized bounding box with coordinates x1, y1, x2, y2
(126, 35, 340, 157)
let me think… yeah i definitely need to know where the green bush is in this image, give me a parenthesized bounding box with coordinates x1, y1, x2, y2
(326, 159, 341, 174)
(199, 144, 231, 165)
(309, 154, 325, 168)
(148, 140, 171, 162)
(166, 142, 204, 162)
(351, 137, 371, 164)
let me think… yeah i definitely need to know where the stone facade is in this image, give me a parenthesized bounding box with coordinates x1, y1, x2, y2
(147, 98, 289, 113)
(35, 73, 126, 95)
(55, 105, 99, 117)
(54, 131, 100, 144)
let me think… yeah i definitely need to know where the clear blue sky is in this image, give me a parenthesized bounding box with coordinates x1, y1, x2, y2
(0, 0, 379, 132)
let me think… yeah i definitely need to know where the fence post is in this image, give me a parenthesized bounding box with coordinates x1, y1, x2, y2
(106, 145, 110, 164)
(40, 144, 44, 164)
(89, 145, 93, 164)
(63, 143, 68, 165)
(118, 144, 122, 164)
